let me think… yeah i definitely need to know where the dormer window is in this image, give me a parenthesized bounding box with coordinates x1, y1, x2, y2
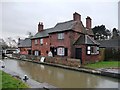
(58, 33, 64, 40)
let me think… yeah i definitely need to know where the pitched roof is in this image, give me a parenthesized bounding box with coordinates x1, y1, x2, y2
(74, 35, 99, 45)
(98, 38, 120, 48)
(32, 28, 53, 39)
(49, 20, 76, 33)
(18, 38, 31, 48)
(32, 20, 94, 39)
(86, 29, 94, 36)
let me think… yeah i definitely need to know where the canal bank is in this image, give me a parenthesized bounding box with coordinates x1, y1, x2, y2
(3, 58, 119, 88)
(1, 67, 57, 88)
(8, 54, 120, 79)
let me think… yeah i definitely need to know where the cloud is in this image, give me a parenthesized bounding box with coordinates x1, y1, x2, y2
(1, 0, 119, 39)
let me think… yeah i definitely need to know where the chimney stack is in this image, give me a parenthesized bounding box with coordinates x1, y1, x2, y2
(86, 16, 92, 29)
(38, 22, 44, 32)
(73, 12, 81, 21)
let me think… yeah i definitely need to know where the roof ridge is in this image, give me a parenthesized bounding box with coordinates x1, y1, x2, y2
(55, 20, 75, 25)
(44, 27, 54, 30)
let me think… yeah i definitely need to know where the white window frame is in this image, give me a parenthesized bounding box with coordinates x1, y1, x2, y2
(57, 47, 65, 56)
(58, 33, 64, 40)
(87, 46, 99, 55)
(40, 38, 43, 45)
(87, 46, 91, 55)
(34, 51, 39, 56)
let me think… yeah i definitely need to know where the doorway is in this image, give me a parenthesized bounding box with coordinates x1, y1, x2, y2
(75, 48, 82, 64)
(50, 47, 55, 57)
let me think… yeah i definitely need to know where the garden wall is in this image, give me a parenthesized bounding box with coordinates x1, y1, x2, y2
(12, 53, 81, 67)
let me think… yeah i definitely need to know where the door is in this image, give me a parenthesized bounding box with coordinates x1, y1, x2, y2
(50, 47, 55, 57)
(75, 48, 82, 64)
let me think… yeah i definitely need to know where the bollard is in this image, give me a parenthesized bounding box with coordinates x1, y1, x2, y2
(23, 75, 29, 82)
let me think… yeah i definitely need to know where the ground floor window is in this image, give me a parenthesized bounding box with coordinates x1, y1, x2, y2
(57, 47, 64, 56)
(86, 46, 99, 55)
(57, 47, 68, 56)
(28, 50, 31, 55)
(33, 50, 41, 56)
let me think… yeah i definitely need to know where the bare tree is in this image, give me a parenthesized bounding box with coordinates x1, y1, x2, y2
(26, 31, 33, 38)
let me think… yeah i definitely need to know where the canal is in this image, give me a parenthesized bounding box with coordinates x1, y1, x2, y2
(3, 58, 119, 88)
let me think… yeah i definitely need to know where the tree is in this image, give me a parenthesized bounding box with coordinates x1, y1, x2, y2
(26, 31, 33, 38)
(92, 25, 111, 40)
(112, 28, 120, 39)
(0, 38, 8, 49)
(6, 37, 17, 48)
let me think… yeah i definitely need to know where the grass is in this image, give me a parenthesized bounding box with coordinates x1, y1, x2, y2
(0, 70, 2, 89)
(84, 61, 120, 69)
(0, 70, 29, 88)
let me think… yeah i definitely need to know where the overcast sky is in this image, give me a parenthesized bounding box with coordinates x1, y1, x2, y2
(0, 0, 119, 41)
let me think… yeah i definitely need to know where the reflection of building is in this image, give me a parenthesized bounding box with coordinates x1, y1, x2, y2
(31, 12, 99, 64)
(118, 1, 120, 30)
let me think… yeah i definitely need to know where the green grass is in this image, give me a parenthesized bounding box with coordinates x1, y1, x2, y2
(0, 70, 29, 88)
(0, 70, 2, 89)
(84, 61, 120, 69)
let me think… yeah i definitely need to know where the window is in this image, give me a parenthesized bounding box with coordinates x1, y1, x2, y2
(34, 51, 39, 56)
(28, 50, 31, 55)
(34, 50, 41, 56)
(86, 46, 99, 55)
(57, 47, 65, 56)
(40, 39, 43, 45)
(35, 39, 38, 45)
(87, 46, 91, 55)
(58, 33, 64, 40)
(65, 48, 68, 56)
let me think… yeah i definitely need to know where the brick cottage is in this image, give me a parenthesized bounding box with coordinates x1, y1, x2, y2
(29, 12, 100, 64)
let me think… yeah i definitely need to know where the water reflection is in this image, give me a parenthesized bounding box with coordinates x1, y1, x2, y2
(4, 59, 119, 88)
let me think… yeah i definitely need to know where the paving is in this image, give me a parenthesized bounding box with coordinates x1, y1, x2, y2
(97, 68, 120, 74)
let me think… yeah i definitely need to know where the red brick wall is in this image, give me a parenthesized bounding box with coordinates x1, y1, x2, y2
(49, 31, 71, 57)
(31, 37, 50, 56)
(74, 45, 99, 65)
(49, 31, 81, 57)
(19, 47, 31, 55)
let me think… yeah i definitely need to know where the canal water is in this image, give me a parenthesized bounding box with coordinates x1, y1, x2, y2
(3, 58, 119, 88)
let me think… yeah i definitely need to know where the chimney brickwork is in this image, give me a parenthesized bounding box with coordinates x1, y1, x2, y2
(73, 12, 81, 21)
(86, 16, 92, 29)
(38, 22, 44, 32)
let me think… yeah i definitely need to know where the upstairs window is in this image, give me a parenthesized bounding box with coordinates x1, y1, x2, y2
(35, 39, 38, 45)
(58, 33, 64, 40)
(86, 46, 99, 55)
(40, 39, 43, 45)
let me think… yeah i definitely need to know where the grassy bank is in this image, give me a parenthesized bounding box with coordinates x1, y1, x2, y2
(0, 70, 2, 89)
(84, 61, 120, 69)
(0, 70, 29, 88)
